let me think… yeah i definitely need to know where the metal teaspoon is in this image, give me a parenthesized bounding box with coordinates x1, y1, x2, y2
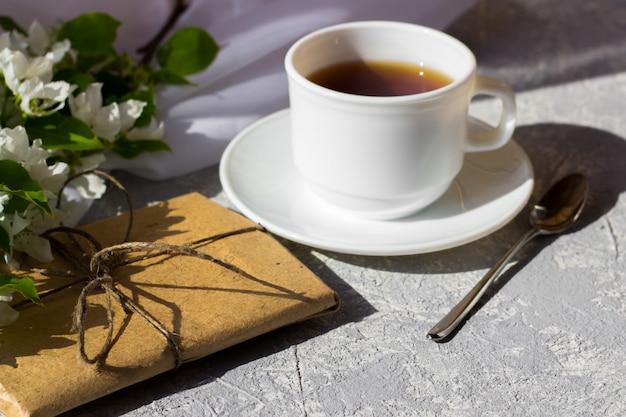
(427, 172, 589, 342)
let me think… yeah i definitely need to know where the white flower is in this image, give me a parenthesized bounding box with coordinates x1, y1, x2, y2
(69, 83, 148, 142)
(10, 198, 68, 263)
(127, 118, 165, 140)
(17, 77, 74, 116)
(0, 49, 53, 91)
(68, 83, 103, 123)
(0, 211, 31, 266)
(25, 20, 49, 56)
(4, 213, 30, 237)
(119, 100, 146, 132)
(70, 153, 107, 200)
(0, 32, 20, 52)
(47, 39, 72, 64)
(0, 125, 30, 154)
(0, 297, 19, 327)
(0, 288, 18, 327)
(0, 192, 10, 212)
(2, 19, 71, 63)
(68, 83, 118, 140)
(93, 102, 123, 141)
(13, 221, 54, 262)
(0, 49, 73, 116)
(0, 127, 70, 265)
(0, 21, 32, 53)
(1, 207, 61, 265)
(0, 127, 69, 195)
(0, 289, 12, 302)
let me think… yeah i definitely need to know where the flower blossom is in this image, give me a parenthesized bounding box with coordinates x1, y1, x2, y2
(66, 153, 108, 201)
(0, 31, 20, 52)
(0, 126, 69, 195)
(69, 82, 163, 141)
(5, 19, 72, 63)
(0, 290, 19, 327)
(0, 126, 69, 266)
(0, 48, 74, 116)
(22, 20, 50, 56)
(127, 117, 165, 140)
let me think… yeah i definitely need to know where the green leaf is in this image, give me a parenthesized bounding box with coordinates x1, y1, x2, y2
(25, 113, 104, 151)
(0, 225, 11, 255)
(112, 138, 171, 159)
(0, 185, 51, 215)
(0, 160, 51, 215)
(157, 27, 218, 76)
(57, 12, 120, 56)
(73, 47, 117, 73)
(152, 68, 193, 86)
(0, 275, 42, 306)
(95, 71, 132, 103)
(0, 16, 26, 35)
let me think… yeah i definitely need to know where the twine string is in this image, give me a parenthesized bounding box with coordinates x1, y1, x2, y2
(28, 170, 266, 368)
(42, 225, 265, 368)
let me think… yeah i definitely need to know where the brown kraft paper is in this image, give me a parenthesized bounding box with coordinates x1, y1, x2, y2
(0, 192, 339, 417)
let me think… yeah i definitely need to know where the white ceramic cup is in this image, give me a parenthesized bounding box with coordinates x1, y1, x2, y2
(285, 21, 516, 220)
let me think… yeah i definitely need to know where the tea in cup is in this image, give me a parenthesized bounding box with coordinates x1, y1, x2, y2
(285, 21, 516, 220)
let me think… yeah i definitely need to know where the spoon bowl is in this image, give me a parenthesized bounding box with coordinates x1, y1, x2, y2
(530, 172, 588, 234)
(427, 173, 589, 342)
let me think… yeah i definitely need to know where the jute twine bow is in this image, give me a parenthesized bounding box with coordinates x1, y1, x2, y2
(29, 170, 267, 369)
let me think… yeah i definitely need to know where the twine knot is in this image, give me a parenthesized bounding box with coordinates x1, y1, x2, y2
(27, 169, 270, 369)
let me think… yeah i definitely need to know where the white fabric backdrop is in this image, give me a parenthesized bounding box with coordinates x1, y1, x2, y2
(6, 0, 477, 179)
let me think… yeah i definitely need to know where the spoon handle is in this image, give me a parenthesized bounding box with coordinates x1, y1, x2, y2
(427, 227, 540, 341)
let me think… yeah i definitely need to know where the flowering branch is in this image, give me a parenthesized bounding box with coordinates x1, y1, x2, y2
(0, 10, 218, 326)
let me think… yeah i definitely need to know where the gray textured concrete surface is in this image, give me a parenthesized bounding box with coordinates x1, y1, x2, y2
(64, 0, 626, 416)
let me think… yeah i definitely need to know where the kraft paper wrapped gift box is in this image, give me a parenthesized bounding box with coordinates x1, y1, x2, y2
(0, 192, 339, 417)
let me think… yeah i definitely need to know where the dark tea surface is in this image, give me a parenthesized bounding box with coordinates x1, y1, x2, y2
(306, 60, 453, 96)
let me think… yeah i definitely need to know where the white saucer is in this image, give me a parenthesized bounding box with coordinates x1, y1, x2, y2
(219, 109, 534, 256)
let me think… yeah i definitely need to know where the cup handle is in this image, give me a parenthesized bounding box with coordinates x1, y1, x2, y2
(466, 75, 516, 152)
